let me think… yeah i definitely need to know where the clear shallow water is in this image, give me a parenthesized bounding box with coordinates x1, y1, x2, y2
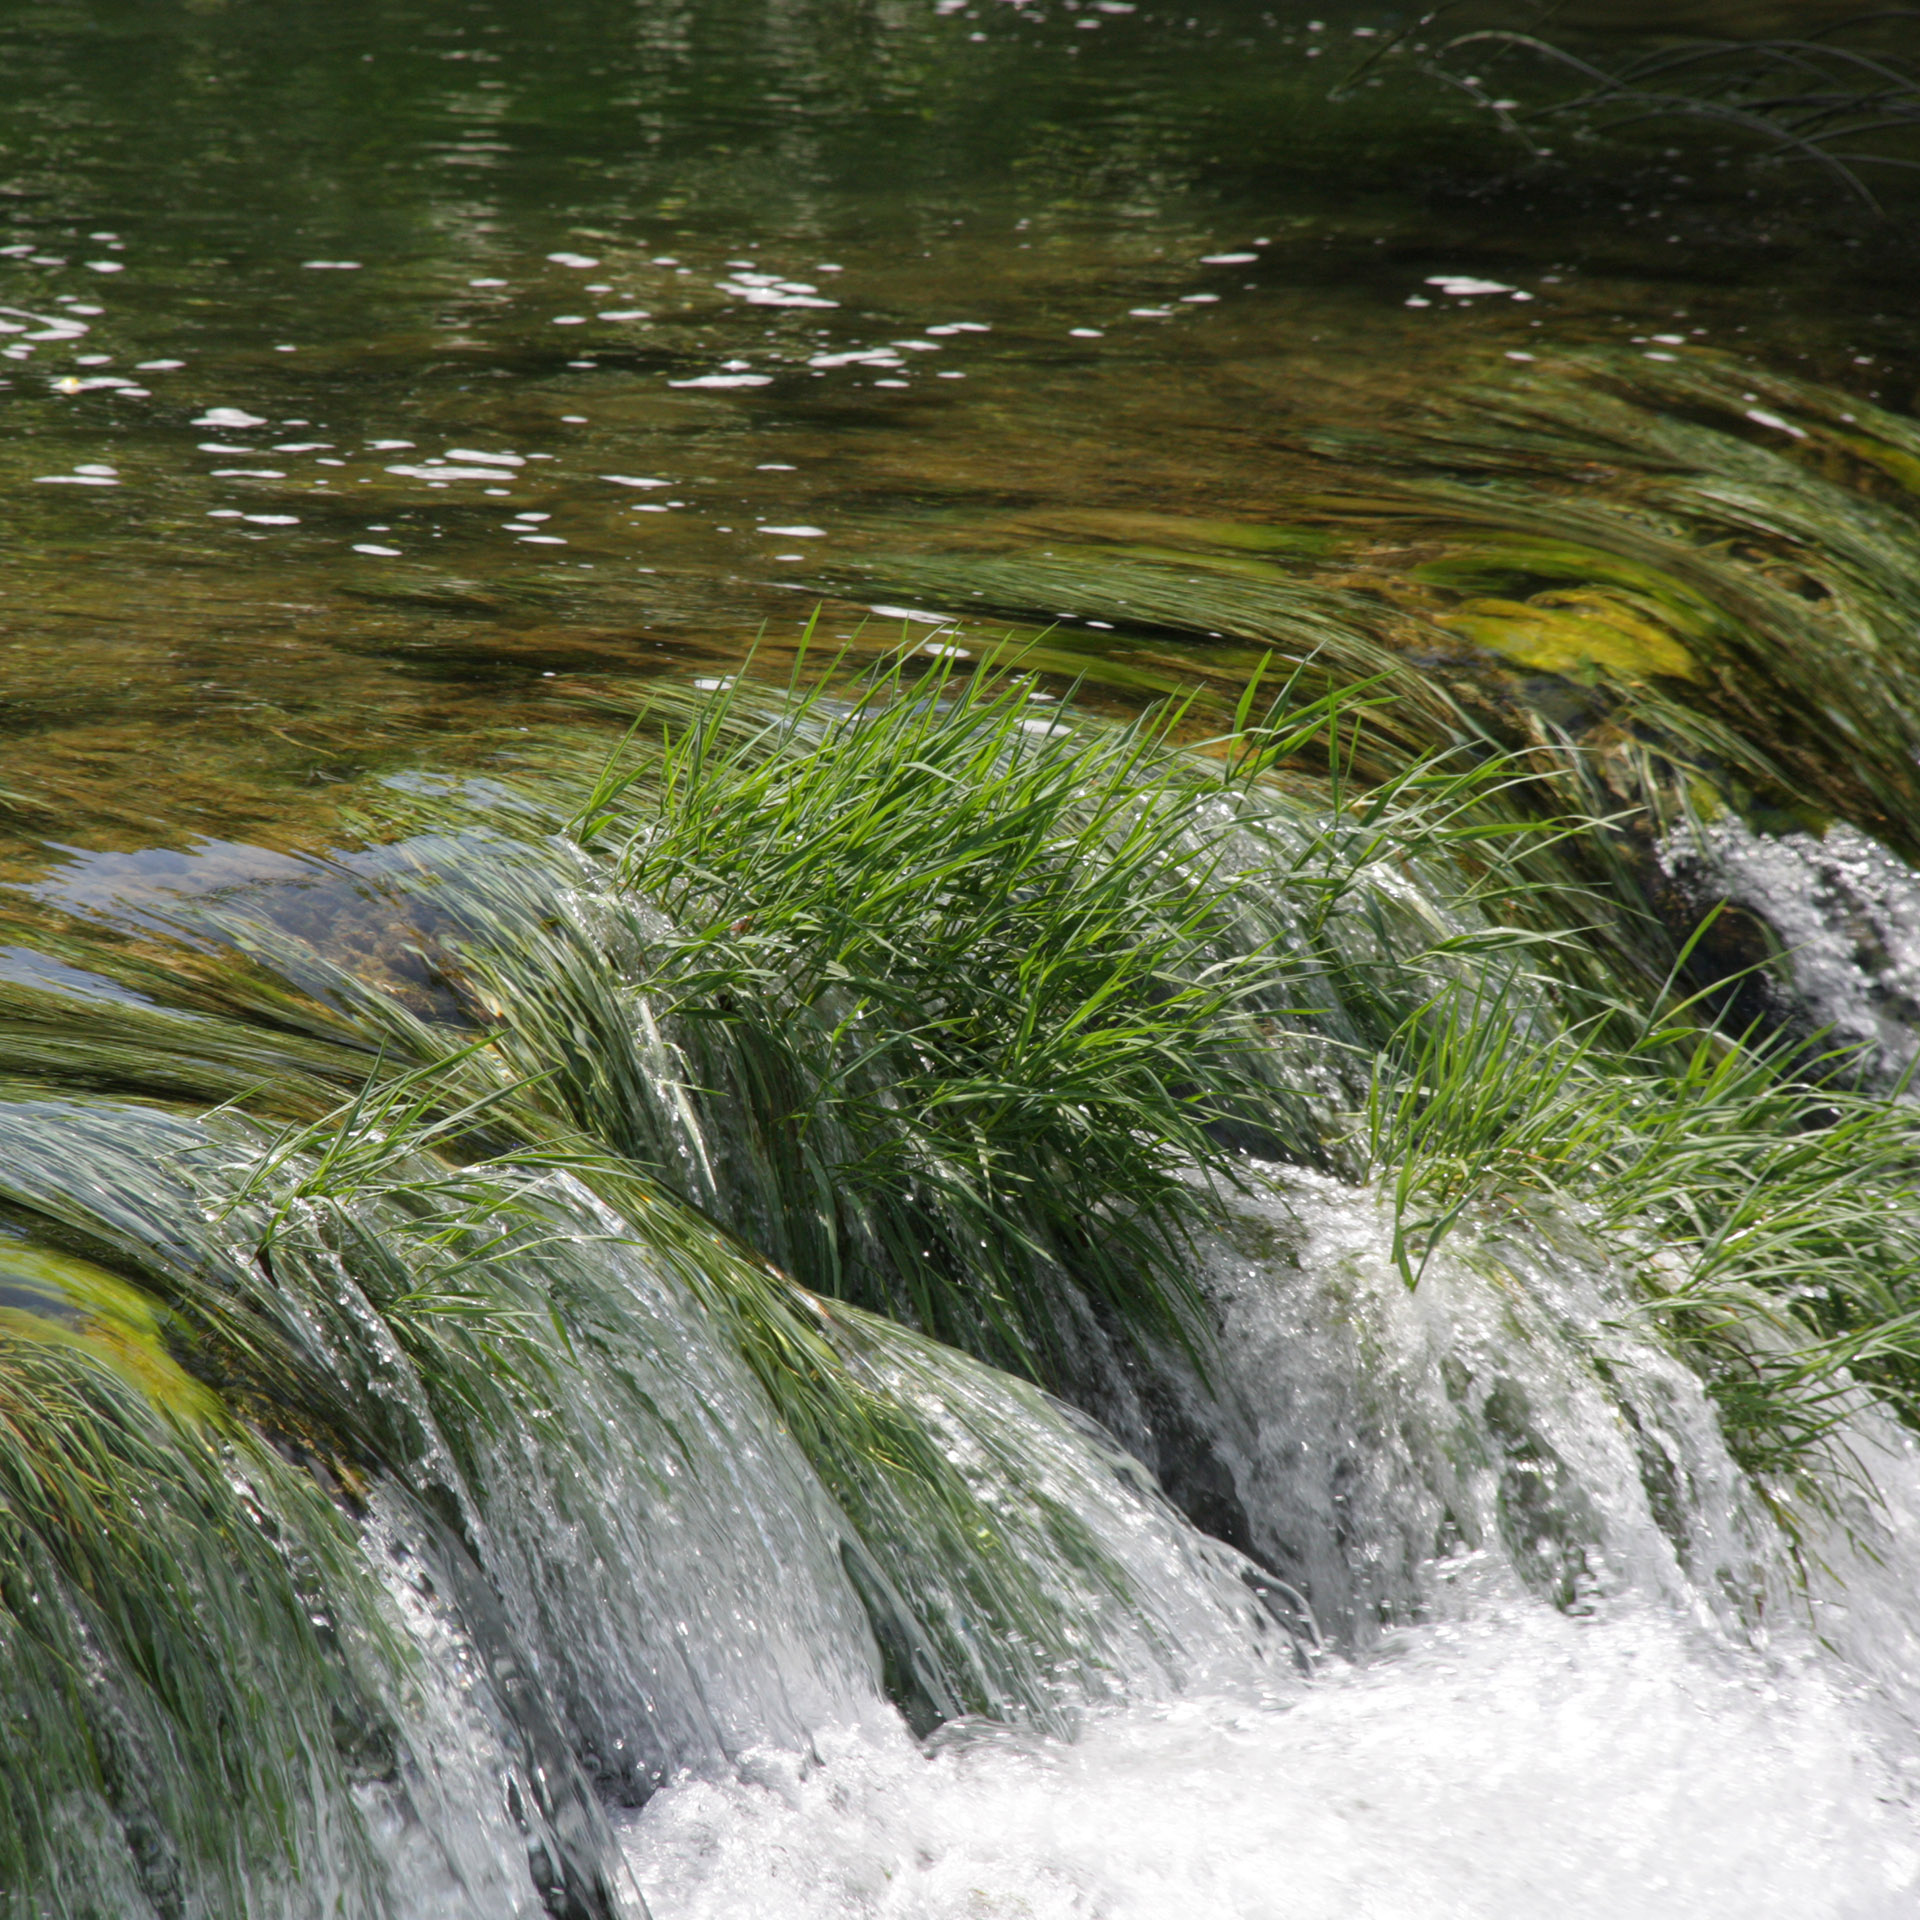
(2, 0, 1916, 875)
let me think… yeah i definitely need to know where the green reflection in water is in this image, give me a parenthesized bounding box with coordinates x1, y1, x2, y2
(0, 0, 1913, 888)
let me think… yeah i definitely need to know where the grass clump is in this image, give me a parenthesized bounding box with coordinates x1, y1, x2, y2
(297, 655, 1920, 1544)
(408, 649, 1583, 1388)
(6, 609, 1920, 1875)
(559, 658, 1306, 1370)
(1365, 952, 1920, 1492)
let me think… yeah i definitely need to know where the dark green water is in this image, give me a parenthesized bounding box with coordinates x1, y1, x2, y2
(1, 0, 1915, 887)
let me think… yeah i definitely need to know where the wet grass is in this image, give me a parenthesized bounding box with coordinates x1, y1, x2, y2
(1411, 7, 1920, 210)
(352, 650, 1600, 1372)
(1365, 957, 1920, 1491)
(227, 644, 1920, 1504)
(6, 345, 1920, 1904)
(0, 1323, 406, 1919)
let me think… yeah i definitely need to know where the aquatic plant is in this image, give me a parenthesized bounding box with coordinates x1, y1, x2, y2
(1364, 961, 1920, 1488)
(0, 1310, 401, 1918)
(817, 349, 1920, 1484)
(8, 435, 1920, 1903)
(302, 652, 1605, 1370)
(205, 649, 1920, 1500)
(1349, 4, 1920, 208)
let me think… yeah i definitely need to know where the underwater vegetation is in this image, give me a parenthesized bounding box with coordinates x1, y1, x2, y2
(7, 345, 1920, 1914)
(850, 348, 1920, 992)
(1350, 2, 1920, 210)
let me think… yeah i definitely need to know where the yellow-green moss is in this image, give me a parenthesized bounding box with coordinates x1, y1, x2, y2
(1434, 590, 1700, 683)
(0, 1243, 218, 1422)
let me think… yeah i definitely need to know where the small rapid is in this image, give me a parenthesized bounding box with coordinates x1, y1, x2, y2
(8, 2, 1920, 1910)
(624, 1167, 1920, 1919)
(8, 662, 1920, 1918)
(622, 1591, 1920, 1919)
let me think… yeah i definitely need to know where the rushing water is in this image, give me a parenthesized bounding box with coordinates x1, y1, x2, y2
(7, 3, 1920, 1916)
(622, 1167, 1920, 1917)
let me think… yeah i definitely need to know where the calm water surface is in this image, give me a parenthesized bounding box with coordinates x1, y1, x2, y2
(1, 0, 1915, 890)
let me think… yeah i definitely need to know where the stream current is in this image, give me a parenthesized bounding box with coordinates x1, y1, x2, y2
(7, 3, 1920, 1916)
(621, 1180, 1920, 1918)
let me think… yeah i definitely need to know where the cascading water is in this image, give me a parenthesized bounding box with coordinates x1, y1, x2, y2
(7, 0, 1920, 1906)
(1661, 813, 1920, 1086)
(619, 1169, 1920, 1918)
(5, 645, 1920, 1918)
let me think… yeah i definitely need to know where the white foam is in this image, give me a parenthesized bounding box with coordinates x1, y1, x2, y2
(623, 1591, 1920, 1918)
(1662, 815, 1920, 1078)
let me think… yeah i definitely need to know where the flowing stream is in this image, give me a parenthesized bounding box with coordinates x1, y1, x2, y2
(6, 3, 1920, 1916)
(622, 1166, 1920, 1918)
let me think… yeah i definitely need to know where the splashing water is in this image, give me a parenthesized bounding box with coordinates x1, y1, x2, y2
(1664, 813, 1920, 1083)
(623, 1168, 1920, 1920)
(8, 676, 1920, 1917)
(622, 1599, 1920, 1920)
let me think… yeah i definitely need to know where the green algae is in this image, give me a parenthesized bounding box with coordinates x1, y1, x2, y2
(0, 1240, 217, 1424)
(1434, 590, 1700, 684)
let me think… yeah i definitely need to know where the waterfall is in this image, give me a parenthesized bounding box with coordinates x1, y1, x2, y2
(5, 646, 1920, 1917)
(620, 1171, 1920, 1917)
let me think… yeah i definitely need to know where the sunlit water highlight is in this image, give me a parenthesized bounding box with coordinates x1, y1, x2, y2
(623, 1599, 1920, 1920)
(6, 6, 1920, 1915)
